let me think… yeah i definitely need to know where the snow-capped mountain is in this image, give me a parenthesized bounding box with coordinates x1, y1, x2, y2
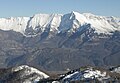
(0, 11, 119, 36)
(0, 65, 49, 83)
(0, 11, 120, 73)
(0, 17, 29, 34)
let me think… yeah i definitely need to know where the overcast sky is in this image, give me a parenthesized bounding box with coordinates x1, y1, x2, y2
(0, 0, 120, 18)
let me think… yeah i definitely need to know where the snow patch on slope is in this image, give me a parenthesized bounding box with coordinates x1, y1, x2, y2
(27, 14, 62, 33)
(62, 67, 110, 82)
(83, 13, 118, 34)
(0, 17, 29, 34)
(111, 66, 120, 74)
(12, 65, 49, 83)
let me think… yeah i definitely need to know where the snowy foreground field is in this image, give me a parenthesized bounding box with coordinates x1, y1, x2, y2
(0, 65, 120, 83)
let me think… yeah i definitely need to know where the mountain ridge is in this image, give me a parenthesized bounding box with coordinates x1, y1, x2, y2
(0, 11, 120, 72)
(0, 11, 119, 37)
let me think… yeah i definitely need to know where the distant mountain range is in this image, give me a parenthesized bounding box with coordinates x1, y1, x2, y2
(0, 11, 119, 36)
(0, 11, 119, 71)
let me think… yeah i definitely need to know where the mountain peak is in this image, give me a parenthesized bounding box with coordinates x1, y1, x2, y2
(71, 11, 80, 15)
(70, 11, 88, 24)
(70, 11, 86, 19)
